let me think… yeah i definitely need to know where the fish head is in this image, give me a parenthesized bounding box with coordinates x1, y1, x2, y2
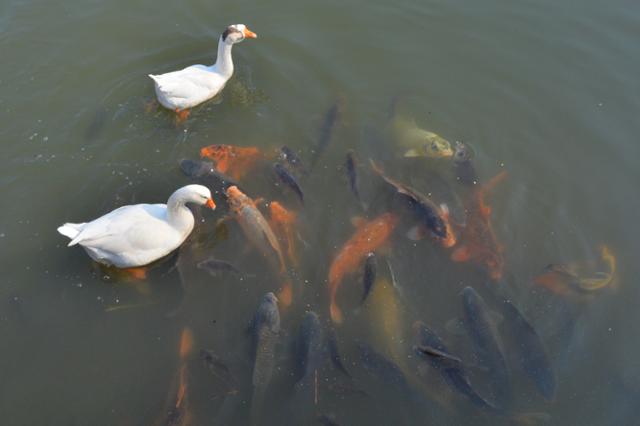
(399, 129, 454, 158)
(200, 144, 232, 172)
(270, 201, 294, 223)
(264, 292, 278, 304)
(225, 185, 248, 209)
(420, 136, 454, 158)
(453, 141, 473, 163)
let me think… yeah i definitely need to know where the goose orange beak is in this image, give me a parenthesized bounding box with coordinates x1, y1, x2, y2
(205, 198, 216, 209)
(243, 28, 257, 39)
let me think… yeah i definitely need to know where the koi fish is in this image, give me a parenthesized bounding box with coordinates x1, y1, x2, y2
(461, 287, 511, 409)
(499, 299, 556, 401)
(412, 321, 497, 411)
(226, 186, 285, 272)
(273, 163, 304, 204)
(363, 276, 406, 368)
(155, 327, 194, 426)
(294, 311, 324, 409)
(310, 97, 344, 170)
(360, 252, 376, 304)
(269, 201, 299, 268)
(200, 349, 239, 396)
(200, 144, 264, 181)
(451, 170, 507, 280)
(279, 146, 306, 175)
(226, 186, 292, 305)
(452, 142, 478, 186)
(250, 292, 280, 426)
(328, 213, 398, 323)
(370, 160, 456, 248)
(180, 158, 239, 191)
(534, 244, 617, 295)
(345, 150, 364, 208)
(196, 257, 245, 277)
(386, 98, 453, 159)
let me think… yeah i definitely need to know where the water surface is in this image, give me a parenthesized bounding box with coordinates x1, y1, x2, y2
(1, 0, 640, 424)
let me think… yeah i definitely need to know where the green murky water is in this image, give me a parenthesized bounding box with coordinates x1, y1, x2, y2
(2, 0, 640, 424)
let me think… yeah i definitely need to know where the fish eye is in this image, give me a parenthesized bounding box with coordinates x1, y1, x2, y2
(431, 142, 439, 151)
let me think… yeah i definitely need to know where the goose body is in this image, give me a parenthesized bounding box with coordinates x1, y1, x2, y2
(149, 24, 257, 112)
(57, 185, 216, 268)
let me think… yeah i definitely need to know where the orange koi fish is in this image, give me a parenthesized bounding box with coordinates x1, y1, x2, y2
(450, 171, 507, 281)
(200, 144, 264, 181)
(155, 327, 194, 426)
(226, 186, 293, 306)
(269, 201, 299, 267)
(328, 213, 398, 324)
(533, 245, 617, 296)
(370, 160, 456, 248)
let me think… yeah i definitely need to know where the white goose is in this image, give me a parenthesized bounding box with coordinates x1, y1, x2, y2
(57, 185, 216, 268)
(149, 24, 257, 119)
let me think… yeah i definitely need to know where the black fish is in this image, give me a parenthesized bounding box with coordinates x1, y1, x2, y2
(357, 343, 416, 400)
(370, 160, 451, 244)
(361, 252, 377, 304)
(453, 142, 478, 185)
(413, 321, 498, 411)
(250, 292, 280, 425)
(310, 97, 344, 169)
(200, 349, 239, 394)
(197, 257, 244, 277)
(326, 326, 350, 377)
(500, 299, 556, 401)
(280, 146, 306, 175)
(294, 311, 324, 393)
(274, 163, 304, 204)
(345, 150, 362, 205)
(180, 158, 239, 192)
(461, 287, 511, 409)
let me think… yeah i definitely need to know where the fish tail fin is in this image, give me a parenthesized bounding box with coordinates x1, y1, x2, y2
(330, 302, 343, 324)
(58, 223, 85, 246)
(483, 170, 508, 195)
(277, 280, 293, 308)
(179, 327, 194, 360)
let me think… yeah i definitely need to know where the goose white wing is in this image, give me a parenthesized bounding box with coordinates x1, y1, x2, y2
(66, 204, 183, 266)
(150, 65, 226, 109)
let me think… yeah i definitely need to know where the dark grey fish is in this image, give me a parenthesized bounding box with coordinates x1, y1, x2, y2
(294, 311, 324, 392)
(197, 257, 244, 277)
(180, 158, 239, 191)
(280, 146, 306, 175)
(310, 97, 344, 169)
(461, 287, 511, 409)
(274, 163, 304, 204)
(370, 160, 452, 246)
(250, 292, 280, 425)
(361, 252, 377, 304)
(357, 343, 417, 400)
(345, 150, 362, 205)
(200, 349, 239, 394)
(413, 321, 498, 411)
(453, 142, 478, 185)
(326, 326, 350, 377)
(500, 299, 556, 401)
(84, 106, 108, 141)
